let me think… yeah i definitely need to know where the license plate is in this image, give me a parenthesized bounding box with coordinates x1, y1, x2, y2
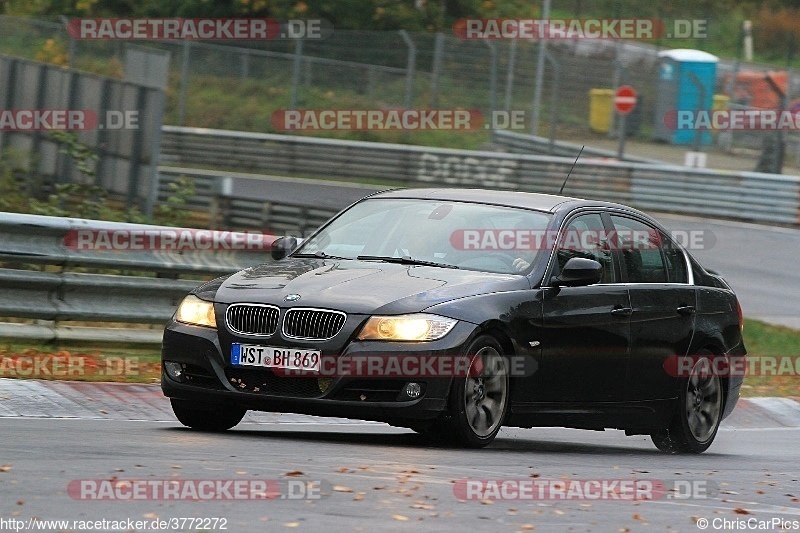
(231, 343, 321, 372)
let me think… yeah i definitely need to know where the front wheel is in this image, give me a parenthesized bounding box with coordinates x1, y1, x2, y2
(651, 355, 723, 454)
(170, 399, 246, 432)
(439, 335, 510, 448)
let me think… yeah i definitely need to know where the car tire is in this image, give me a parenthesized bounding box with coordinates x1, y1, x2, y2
(170, 399, 246, 432)
(438, 335, 510, 448)
(651, 352, 723, 454)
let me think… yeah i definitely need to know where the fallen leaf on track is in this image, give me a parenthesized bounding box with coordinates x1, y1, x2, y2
(332, 485, 354, 493)
(411, 503, 435, 510)
(392, 515, 409, 521)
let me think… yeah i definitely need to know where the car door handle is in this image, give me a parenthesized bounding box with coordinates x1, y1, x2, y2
(676, 305, 696, 316)
(610, 306, 632, 317)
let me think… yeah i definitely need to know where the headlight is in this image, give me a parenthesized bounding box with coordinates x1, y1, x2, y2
(357, 313, 457, 341)
(175, 295, 216, 328)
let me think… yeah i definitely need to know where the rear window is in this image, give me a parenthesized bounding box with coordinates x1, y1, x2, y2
(609, 215, 667, 284)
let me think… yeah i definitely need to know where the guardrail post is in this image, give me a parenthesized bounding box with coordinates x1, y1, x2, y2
(300, 207, 310, 235)
(261, 202, 273, 230)
(211, 176, 233, 229)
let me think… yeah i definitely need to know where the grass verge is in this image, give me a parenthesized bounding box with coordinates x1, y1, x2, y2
(740, 318, 800, 398)
(0, 339, 161, 384)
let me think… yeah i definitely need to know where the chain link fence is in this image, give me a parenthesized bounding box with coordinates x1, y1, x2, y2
(1, 15, 799, 170)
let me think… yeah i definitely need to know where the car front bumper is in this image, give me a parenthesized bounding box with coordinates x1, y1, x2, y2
(161, 319, 479, 425)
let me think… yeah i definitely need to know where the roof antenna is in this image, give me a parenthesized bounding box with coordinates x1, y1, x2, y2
(558, 145, 584, 195)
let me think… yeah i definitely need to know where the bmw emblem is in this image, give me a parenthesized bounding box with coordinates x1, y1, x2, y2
(284, 294, 301, 302)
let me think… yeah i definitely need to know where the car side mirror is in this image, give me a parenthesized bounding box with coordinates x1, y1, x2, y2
(271, 236, 299, 260)
(551, 257, 602, 287)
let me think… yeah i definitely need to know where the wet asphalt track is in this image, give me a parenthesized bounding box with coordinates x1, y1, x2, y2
(1, 379, 799, 532)
(1, 417, 799, 532)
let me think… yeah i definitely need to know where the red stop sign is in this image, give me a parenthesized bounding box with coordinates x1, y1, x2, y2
(614, 85, 637, 115)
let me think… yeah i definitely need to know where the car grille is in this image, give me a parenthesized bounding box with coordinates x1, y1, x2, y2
(226, 304, 280, 336)
(282, 308, 346, 340)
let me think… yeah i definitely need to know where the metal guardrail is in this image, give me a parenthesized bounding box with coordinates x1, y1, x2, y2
(0, 213, 277, 343)
(156, 167, 363, 234)
(160, 126, 800, 226)
(491, 130, 663, 163)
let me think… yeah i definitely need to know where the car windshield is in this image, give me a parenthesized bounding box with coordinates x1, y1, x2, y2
(295, 198, 553, 274)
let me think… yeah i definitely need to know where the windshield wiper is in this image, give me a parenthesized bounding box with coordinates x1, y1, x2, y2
(292, 251, 351, 260)
(356, 255, 459, 269)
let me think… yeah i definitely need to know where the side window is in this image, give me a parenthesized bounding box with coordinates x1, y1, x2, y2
(609, 215, 667, 283)
(661, 232, 689, 283)
(555, 213, 615, 284)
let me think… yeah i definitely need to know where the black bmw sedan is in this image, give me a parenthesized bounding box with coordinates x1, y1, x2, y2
(162, 188, 745, 453)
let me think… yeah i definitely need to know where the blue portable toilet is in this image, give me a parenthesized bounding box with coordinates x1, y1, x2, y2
(653, 49, 718, 145)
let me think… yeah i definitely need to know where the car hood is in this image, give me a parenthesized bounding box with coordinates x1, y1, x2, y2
(206, 257, 529, 315)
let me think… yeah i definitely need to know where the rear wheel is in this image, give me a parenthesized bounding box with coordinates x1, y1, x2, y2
(435, 335, 510, 448)
(651, 354, 723, 454)
(170, 399, 246, 432)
